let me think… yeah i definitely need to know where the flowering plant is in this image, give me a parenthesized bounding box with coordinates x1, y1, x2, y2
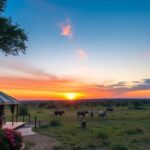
(0, 128, 23, 150)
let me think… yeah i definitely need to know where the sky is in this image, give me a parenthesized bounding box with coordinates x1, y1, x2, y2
(0, 0, 150, 100)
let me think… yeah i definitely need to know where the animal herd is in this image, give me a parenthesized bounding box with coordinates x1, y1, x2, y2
(54, 106, 114, 118)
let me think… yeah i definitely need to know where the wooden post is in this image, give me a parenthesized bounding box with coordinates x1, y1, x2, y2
(39, 120, 41, 127)
(10, 105, 16, 127)
(23, 115, 25, 123)
(12, 114, 14, 126)
(16, 104, 19, 123)
(0, 116, 2, 129)
(35, 115, 37, 128)
(28, 113, 30, 124)
(0, 105, 4, 129)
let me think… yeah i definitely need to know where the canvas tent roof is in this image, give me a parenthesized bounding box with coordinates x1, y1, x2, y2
(0, 92, 19, 105)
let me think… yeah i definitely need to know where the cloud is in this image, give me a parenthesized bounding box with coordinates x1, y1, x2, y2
(77, 49, 88, 59)
(0, 59, 56, 79)
(109, 82, 126, 88)
(60, 21, 73, 37)
(143, 79, 150, 84)
(94, 78, 150, 98)
(106, 79, 150, 91)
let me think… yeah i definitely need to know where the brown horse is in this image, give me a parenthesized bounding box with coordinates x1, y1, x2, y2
(81, 120, 86, 128)
(106, 107, 114, 112)
(77, 111, 89, 118)
(54, 110, 65, 117)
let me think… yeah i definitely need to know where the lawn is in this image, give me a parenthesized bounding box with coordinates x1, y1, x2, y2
(4, 105, 150, 150)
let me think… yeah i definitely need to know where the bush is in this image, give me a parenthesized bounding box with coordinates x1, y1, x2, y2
(19, 106, 29, 116)
(112, 144, 128, 150)
(40, 125, 48, 129)
(0, 128, 23, 150)
(49, 120, 62, 127)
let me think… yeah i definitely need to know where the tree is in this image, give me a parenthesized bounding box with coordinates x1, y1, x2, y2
(0, 0, 27, 55)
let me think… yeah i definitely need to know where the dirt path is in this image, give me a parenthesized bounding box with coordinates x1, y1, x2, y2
(24, 133, 58, 150)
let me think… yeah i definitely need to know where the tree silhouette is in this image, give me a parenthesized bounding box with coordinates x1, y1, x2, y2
(0, 0, 27, 55)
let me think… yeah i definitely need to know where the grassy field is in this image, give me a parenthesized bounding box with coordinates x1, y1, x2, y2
(5, 105, 150, 150)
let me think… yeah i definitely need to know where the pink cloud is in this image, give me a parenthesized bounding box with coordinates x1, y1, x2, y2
(77, 49, 88, 59)
(60, 22, 73, 37)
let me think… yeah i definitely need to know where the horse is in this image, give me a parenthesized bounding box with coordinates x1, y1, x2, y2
(81, 120, 86, 128)
(90, 111, 94, 118)
(98, 111, 107, 118)
(106, 106, 114, 112)
(54, 110, 65, 117)
(77, 111, 89, 118)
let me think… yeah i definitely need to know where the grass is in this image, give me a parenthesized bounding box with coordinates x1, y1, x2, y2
(123, 127, 143, 135)
(49, 119, 62, 127)
(5, 105, 150, 150)
(112, 144, 128, 150)
(97, 131, 109, 139)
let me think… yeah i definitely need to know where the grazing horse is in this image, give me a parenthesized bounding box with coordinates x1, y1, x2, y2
(106, 107, 114, 112)
(54, 110, 65, 117)
(90, 111, 94, 118)
(81, 120, 86, 128)
(98, 111, 107, 118)
(77, 111, 89, 118)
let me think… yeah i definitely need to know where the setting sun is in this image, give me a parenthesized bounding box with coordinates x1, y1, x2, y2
(65, 93, 78, 100)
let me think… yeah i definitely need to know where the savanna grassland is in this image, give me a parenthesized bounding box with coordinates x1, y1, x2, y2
(4, 101, 150, 150)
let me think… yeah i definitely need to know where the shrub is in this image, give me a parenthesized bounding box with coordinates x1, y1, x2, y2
(18, 106, 29, 116)
(40, 125, 48, 129)
(112, 144, 128, 150)
(49, 120, 62, 127)
(0, 128, 23, 150)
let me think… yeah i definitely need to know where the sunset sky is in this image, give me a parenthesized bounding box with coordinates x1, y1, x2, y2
(1, 0, 150, 100)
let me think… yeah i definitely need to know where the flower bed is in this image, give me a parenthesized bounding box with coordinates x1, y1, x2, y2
(0, 128, 23, 150)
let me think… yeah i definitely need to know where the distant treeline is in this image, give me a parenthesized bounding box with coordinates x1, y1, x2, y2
(21, 99, 150, 109)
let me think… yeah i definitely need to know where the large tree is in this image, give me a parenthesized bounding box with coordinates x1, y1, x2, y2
(0, 0, 27, 55)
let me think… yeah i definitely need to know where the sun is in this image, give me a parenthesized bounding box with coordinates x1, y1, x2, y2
(65, 92, 77, 100)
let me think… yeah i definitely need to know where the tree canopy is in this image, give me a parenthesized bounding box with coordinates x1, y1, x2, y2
(0, 0, 27, 55)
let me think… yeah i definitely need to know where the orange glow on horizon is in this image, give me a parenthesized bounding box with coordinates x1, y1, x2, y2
(125, 90, 150, 98)
(1, 76, 150, 100)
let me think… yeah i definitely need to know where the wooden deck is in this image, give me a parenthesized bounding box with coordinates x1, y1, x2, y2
(2, 122, 26, 130)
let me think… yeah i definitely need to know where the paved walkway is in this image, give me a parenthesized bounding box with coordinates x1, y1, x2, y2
(24, 134, 58, 150)
(17, 124, 58, 150)
(2, 122, 26, 129)
(17, 124, 36, 136)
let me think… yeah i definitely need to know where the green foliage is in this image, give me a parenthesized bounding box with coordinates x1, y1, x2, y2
(0, 128, 23, 150)
(112, 144, 128, 150)
(0, 0, 6, 12)
(133, 100, 143, 108)
(40, 125, 48, 129)
(49, 120, 62, 127)
(0, 0, 27, 55)
(19, 105, 29, 116)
